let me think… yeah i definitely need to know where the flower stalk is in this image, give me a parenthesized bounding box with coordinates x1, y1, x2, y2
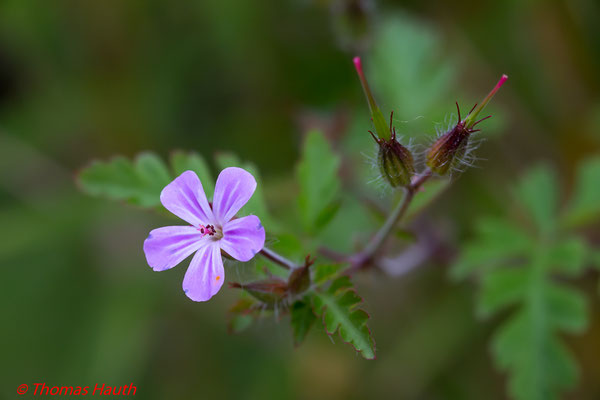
(347, 169, 432, 270)
(259, 247, 299, 270)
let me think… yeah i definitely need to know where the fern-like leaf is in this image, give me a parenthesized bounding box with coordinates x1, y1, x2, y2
(312, 276, 376, 360)
(453, 161, 598, 400)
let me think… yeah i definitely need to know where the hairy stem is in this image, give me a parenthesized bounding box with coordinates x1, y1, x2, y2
(348, 169, 432, 271)
(259, 247, 298, 270)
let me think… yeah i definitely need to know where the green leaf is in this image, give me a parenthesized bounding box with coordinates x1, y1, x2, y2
(369, 14, 456, 139)
(313, 263, 344, 286)
(406, 178, 450, 220)
(478, 267, 529, 317)
(451, 217, 532, 281)
(227, 298, 257, 334)
(290, 298, 316, 346)
(563, 156, 600, 226)
(312, 277, 375, 360)
(492, 309, 578, 400)
(514, 164, 558, 234)
(78, 152, 171, 208)
(314, 198, 342, 232)
(545, 283, 588, 333)
(297, 130, 341, 234)
(456, 161, 596, 400)
(546, 237, 587, 276)
(170, 151, 214, 195)
(215, 152, 276, 231)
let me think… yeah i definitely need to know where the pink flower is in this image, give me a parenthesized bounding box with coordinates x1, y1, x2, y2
(143, 168, 266, 301)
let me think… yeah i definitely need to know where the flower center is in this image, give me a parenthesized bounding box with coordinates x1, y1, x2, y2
(197, 224, 223, 240)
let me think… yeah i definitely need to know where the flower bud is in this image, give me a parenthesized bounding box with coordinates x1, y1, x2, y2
(376, 134, 415, 188)
(426, 74, 508, 175)
(353, 56, 415, 187)
(288, 256, 314, 295)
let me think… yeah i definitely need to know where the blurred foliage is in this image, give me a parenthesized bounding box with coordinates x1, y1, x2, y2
(2, 0, 600, 399)
(297, 130, 342, 234)
(453, 158, 600, 400)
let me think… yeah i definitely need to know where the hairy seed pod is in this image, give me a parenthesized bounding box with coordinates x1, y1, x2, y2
(427, 74, 508, 176)
(426, 123, 470, 176)
(377, 137, 415, 188)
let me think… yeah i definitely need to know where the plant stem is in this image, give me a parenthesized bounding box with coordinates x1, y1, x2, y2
(259, 247, 298, 270)
(348, 169, 432, 270)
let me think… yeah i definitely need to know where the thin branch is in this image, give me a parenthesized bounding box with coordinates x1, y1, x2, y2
(346, 169, 433, 272)
(259, 247, 299, 270)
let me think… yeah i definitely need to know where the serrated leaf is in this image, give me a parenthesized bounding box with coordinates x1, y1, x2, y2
(514, 164, 558, 234)
(78, 152, 171, 208)
(297, 130, 341, 234)
(563, 156, 600, 226)
(215, 152, 276, 231)
(170, 151, 214, 195)
(312, 277, 375, 360)
(290, 299, 316, 346)
(313, 263, 344, 286)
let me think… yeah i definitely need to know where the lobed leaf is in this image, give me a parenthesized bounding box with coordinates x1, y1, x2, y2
(312, 277, 375, 360)
(478, 267, 529, 318)
(546, 237, 587, 276)
(455, 159, 600, 400)
(514, 164, 557, 234)
(492, 309, 578, 400)
(313, 263, 344, 286)
(451, 217, 532, 281)
(78, 152, 171, 208)
(170, 151, 214, 195)
(563, 156, 600, 226)
(290, 298, 317, 346)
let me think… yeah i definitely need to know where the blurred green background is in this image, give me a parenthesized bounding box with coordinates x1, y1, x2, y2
(1, 0, 599, 399)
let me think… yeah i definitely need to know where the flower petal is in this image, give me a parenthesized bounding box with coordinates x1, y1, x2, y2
(220, 215, 266, 262)
(212, 167, 256, 224)
(143, 226, 205, 271)
(182, 242, 225, 302)
(160, 171, 215, 226)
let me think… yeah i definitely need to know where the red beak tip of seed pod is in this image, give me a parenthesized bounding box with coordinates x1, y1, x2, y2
(353, 56, 363, 75)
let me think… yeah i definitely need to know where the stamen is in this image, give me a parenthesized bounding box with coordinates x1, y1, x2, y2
(197, 224, 217, 237)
